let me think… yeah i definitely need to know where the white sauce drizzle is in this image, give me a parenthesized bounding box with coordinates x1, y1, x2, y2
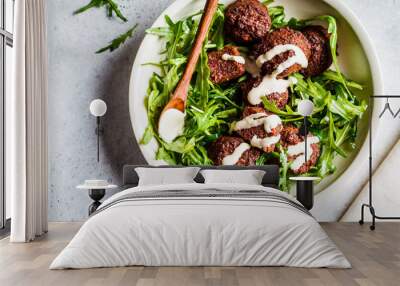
(221, 53, 246, 64)
(222, 143, 250, 165)
(234, 113, 282, 133)
(158, 109, 185, 143)
(256, 44, 308, 71)
(287, 136, 320, 171)
(251, 135, 281, 150)
(248, 44, 307, 105)
(248, 76, 297, 105)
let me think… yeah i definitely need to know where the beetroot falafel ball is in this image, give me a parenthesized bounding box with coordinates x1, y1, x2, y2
(208, 136, 261, 166)
(300, 25, 333, 77)
(289, 142, 320, 175)
(235, 106, 283, 153)
(252, 27, 312, 78)
(280, 125, 320, 174)
(207, 46, 246, 84)
(224, 0, 271, 44)
(280, 124, 302, 146)
(241, 76, 289, 109)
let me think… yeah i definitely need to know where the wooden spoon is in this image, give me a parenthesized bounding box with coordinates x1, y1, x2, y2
(158, 0, 219, 141)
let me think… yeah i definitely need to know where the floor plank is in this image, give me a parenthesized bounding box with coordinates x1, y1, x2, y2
(0, 222, 399, 286)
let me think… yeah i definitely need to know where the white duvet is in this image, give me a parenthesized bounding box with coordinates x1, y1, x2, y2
(50, 183, 350, 269)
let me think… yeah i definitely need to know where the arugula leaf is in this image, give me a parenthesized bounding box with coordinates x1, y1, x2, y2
(209, 5, 225, 50)
(74, 0, 104, 14)
(96, 24, 138, 53)
(163, 137, 196, 153)
(320, 70, 363, 91)
(156, 147, 177, 165)
(74, 0, 127, 22)
(264, 0, 309, 30)
(315, 16, 348, 90)
(140, 126, 153, 145)
(269, 5, 287, 29)
(195, 41, 211, 110)
(256, 152, 279, 165)
(146, 27, 173, 38)
(262, 97, 299, 116)
(278, 146, 290, 192)
(317, 145, 336, 177)
(261, 0, 275, 5)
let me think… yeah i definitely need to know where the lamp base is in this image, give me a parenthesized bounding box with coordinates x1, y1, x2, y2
(296, 180, 314, 210)
(88, 189, 105, 215)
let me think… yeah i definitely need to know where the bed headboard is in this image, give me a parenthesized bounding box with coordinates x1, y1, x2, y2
(122, 165, 280, 189)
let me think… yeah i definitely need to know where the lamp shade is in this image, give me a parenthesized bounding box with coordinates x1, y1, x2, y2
(89, 99, 107, 117)
(297, 99, 314, 116)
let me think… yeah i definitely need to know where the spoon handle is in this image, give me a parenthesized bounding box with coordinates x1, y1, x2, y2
(172, 0, 219, 102)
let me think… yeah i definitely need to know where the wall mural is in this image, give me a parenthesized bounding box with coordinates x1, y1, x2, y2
(130, 0, 376, 196)
(62, 0, 400, 221)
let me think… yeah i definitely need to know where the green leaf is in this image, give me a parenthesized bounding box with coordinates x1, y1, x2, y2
(156, 147, 176, 165)
(328, 95, 367, 121)
(195, 43, 210, 110)
(262, 0, 275, 5)
(264, 1, 308, 30)
(334, 124, 352, 147)
(317, 145, 336, 177)
(163, 137, 196, 153)
(209, 5, 225, 50)
(140, 126, 154, 145)
(74, 0, 127, 22)
(262, 96, 298, 116)
(268, 6, 287, 29)
(106, 0, 128, 22)
(73, 0, 103, 15)
(256, 152, 279, 166)
(96, 24, 138, 53)
(146, 27, 172, 37)
(315, 15, 353, 95)
(321, 70, 363, 91)
(278, 146, 290, 193)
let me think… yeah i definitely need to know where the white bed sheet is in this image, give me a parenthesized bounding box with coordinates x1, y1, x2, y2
(50, 183, 350, 269)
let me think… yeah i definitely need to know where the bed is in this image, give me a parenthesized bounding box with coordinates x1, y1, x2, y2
(50, 165, 350, 269)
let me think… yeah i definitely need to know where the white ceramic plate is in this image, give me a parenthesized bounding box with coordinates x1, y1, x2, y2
(129, 0, 383, 195)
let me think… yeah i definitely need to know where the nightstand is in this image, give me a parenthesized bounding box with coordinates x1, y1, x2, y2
(289, 177, 320, 210)
(77, 180, 117, 215)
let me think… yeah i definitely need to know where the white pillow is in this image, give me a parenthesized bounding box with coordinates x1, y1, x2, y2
(135, 167, 200, 186)
(200, 169, 266, 185)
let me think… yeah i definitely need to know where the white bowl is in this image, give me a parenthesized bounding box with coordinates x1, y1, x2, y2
(129, 0, 383, 194)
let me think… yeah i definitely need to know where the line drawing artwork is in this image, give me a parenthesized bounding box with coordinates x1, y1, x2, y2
(378, 97, 400, 118)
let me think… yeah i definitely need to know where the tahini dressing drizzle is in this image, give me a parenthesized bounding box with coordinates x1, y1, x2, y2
(222, 143, 251, 165)
(234, 113, 282, 150)
(248, 44, 308, 105)
(287, 136, 320, 171)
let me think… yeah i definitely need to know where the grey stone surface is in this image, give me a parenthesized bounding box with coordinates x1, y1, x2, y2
(48, 0, 173, 221)
(48, 0, 400, 221)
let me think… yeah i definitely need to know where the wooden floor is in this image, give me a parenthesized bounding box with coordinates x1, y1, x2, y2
(0, 222, 399, 286)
